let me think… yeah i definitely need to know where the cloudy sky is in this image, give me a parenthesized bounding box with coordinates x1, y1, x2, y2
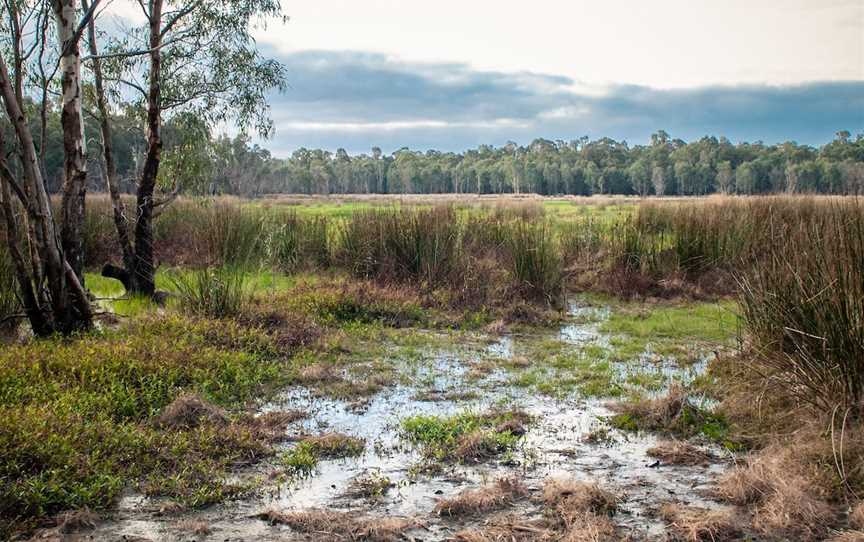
(116, 0, 864, 155)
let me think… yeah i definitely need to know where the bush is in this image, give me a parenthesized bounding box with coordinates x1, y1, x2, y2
(267, 212, 330, 271)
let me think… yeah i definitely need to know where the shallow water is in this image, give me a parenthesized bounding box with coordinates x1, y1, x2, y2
(83, 299, 730, 541)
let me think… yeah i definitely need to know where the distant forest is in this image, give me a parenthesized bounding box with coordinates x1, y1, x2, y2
(23, 105, 864, 197)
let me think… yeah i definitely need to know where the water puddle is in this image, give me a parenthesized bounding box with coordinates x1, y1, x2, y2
(84, 298, 730, 541)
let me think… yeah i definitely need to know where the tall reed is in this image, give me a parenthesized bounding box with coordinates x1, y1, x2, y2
(338, 207, 463, 287)
(737, 199, 864, 413)
(169, 266, 251, 318)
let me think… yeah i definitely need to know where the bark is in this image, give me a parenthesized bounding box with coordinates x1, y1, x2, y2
(84, 0, 135, 279)
(129, 0, 164, 296)
(53, 0, 89, 283)
(0, 153, 52, 336)
(0, 44, 92, 335)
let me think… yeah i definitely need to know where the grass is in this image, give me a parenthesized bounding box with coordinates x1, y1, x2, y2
(281, 433, 365, 480)
(400, 409, 529, 463)
(0, 314, 287, 532)
(736, 198, 864, 413)
(169, 266, 251, 318)
(600, 301, 738, 360)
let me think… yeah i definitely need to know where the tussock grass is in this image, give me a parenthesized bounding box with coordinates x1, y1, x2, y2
(646, 440, 714, 466)
(169, 266, 251, 318)
(400, 409, 529, 463)
(714, 443, 839, 539)
(257, 509, 418, 541)
(609, 386, 733, 445)
(434, 477, 528, 516)
(736, 199, 864, 413)
(658, 503, 742, 542)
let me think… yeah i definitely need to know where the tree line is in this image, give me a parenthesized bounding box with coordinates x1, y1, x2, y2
(32, 114, 863, 197)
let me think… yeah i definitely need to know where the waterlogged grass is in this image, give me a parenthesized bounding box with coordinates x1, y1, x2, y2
(0, 314, 286, 532)
(400, 410, 528, 463)
(280, 434, 365, 478)
(600, 301, 738, 360)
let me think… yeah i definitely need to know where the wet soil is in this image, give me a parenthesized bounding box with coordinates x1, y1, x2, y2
(80, 300, 733, 541)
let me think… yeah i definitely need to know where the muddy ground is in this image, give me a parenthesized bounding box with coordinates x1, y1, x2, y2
(74, 299, 735, 541)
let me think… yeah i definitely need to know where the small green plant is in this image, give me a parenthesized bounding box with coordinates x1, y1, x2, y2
(281, 442, 319, 477)
(400, 409, 528, 463)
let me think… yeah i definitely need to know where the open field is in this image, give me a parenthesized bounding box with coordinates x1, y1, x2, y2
(1, 194, 862, 541)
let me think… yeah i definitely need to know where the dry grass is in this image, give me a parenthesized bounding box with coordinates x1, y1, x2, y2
(851, 502, 864, 530)
(245, 410, 307, 442)
(343, 471, 393, 499)
(453, 514, 555, 542)
(154, 393, 229, 430)
(296, 362, 341, 384)
(826, 531, 864, 542)
(610, 385, 692, 432)
(434, 477, 529, 516)
(646, 440, 714, 466)
(256, 509, 417, 541)
(452, 431, 509, 463)
(542, 478, 618, 528)
(714, 444, 838, 540)
(56, 508, 98, 534)
(658, 503, 742, 542)
(177, 519, 212, 536)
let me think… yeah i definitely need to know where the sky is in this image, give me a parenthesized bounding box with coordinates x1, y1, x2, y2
(113, 0, 864, 156)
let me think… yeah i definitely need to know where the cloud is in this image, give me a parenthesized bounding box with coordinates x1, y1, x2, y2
(257, 49, 864, 156)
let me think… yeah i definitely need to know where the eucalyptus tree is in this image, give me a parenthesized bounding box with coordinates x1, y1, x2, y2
(90, 0, 287, 295)
(0, 0, 96, 334)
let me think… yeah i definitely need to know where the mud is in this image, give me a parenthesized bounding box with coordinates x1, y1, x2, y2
(80, 299, 733, 541)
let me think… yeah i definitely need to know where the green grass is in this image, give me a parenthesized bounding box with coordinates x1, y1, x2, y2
(601, 301, 737, 360)
(400, 409, 526, 463)
(0, 314, 286, 531)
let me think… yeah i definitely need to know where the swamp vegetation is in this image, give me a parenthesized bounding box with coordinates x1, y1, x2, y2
(0, 194, 861, 541)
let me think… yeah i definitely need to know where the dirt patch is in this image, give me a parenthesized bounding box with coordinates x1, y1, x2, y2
(256, 509, 418, 541)
(154, 393, 228, 430)
(435, 477, 528, 516)
(658, 503, 742, 542)
(453, 514, 554, 541)
(647, 440, 714, 466)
